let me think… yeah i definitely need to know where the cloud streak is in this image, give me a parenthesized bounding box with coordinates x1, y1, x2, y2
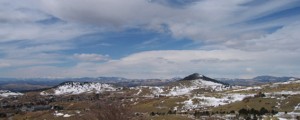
(2, 49, 300, 79)
(0, 0, 300, 78)
(39, 0, 300, 44)
(74, 53, 110, 62)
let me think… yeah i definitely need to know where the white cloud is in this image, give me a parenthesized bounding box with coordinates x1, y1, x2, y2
(0, 63, 10, 68)
(74, 53, 110, 62)
(237, 22, 300, 51)
(0, 53, 65, 68)
(245, 68, 254, 73)
(87, 49, 300, 78)
(1, 0, 299, 48)
(2, 49, 300, 79)
(39, 0, 299, 44)
(0, 0, 98, 69)
(0, 0, 95, 42)
(0, 20, 93, 43)
(0, 0, 300, 78)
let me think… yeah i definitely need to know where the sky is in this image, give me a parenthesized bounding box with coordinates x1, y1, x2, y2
(0, 0, 300, 79)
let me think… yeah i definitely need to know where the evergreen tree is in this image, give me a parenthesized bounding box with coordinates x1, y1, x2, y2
(249, 108, 259, 115)
(259, 107, 269, 115)
(150, 112, 155, 116)
(239, 108, 248, 115)
(271, 109, 278, 115)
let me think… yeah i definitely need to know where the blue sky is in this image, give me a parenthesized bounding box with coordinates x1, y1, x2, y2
(0, 0, 300, 79)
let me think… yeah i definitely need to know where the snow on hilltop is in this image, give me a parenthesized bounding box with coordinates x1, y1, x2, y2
(181, 73, 229, 85)
(130, 74, 230, 97)
(168, 78, 229, 96)
(0, 90, 23, 97)
(41, 82, 121, 95)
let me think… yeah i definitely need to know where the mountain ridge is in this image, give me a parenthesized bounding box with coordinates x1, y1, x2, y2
(181, 73, 229, 86)
(0, 74, 298, 91)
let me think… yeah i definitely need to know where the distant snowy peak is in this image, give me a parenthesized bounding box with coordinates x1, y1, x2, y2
(181, 73, 203, 80)
(165, 78, 230, 96)
(273, 78, 300, 85)
(289, 77, 300, 81)
(0, 90, 23, 97)
(192, 79, 224, 86)
(185, 78, 229, 91)
(129, 78, 230, 97)
(181, 73, 229, 85)
(41, 82, 121, 95)
(253, 75, 295, 82)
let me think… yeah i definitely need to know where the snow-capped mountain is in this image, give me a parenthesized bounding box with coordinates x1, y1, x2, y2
(218, 75, 299, 86)
(130, 73, 230, 97)
(181, 73, 229, 85)
(0, 90, 23, 97)
(253, 75, 296, 82)
(41, 82, 121, 95)
(169, 78, 229, 95)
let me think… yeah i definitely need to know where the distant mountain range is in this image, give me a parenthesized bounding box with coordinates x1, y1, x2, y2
(0, 77, 176, 92)
(0, 74, 298, 91)
(217, 75, 298, 86)
(40, 73, 229, 96)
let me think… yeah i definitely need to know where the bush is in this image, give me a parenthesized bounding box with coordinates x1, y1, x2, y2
(249, 108, 259, 115)
(271, 109, 278, 115)
(239, 108, 248, 115)
(259, 107, 269, 115)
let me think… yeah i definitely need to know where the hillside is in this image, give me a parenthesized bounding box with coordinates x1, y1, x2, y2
(41, 82, 121, 95)
(181, 73, 229, 85)
(0, 90, 23, 97)
(0, 74, 299, 120)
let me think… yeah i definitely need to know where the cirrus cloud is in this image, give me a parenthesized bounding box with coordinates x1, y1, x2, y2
(2, 49, 299, 79)
(74, 53, 110, 62)
(0, 0, 300, 78)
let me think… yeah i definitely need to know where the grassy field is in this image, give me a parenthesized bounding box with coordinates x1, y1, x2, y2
(132, 96, 187, 113)
(212, 95, 300, 113)
(146, 114, 193, 120)
(278, 95, 300, 112)
(212, 97, 278, 112)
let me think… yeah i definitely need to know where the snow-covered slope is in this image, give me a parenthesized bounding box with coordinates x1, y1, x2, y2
(41, 82, 121, 95)
(181, 73, 229, 85)
(0, 90, 23, 97)
(274, 79, 300, 85)
(167, 78, 229, 96)
(130, 78, 230, 97)
(182, 93, 254, 109)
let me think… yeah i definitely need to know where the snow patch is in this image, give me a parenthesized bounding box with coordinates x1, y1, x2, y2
(266, 91, 300, 96)
(42, 82, 120, 95)
(0, 90, 23, 97)
(63, 114, 72, 117)
(129, 79, 229, 97)
(54, 111, 64, 117)
(182, 93, 254, 109)
(294, 103, 300, 111)
(135, 89, 142, 95)
(232, 86, 262, 92)
(54, 111, 73, 117)
(167, 79, 228, 96)
(274, 80, 300, 85)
